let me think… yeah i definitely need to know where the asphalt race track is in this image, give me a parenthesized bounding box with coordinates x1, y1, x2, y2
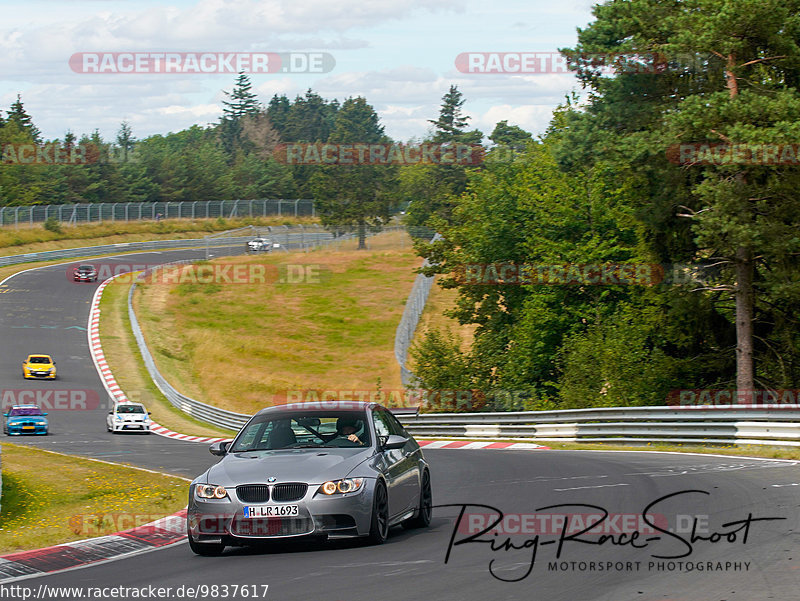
(2, 248, 800, 600)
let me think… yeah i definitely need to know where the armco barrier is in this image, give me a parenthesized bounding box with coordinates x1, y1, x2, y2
(394, 232, 440, 386)
(400, 406, 800, 447)
(0, 224, 337, 268)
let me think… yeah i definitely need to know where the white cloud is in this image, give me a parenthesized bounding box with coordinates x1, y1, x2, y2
(0, 0, 596, 141)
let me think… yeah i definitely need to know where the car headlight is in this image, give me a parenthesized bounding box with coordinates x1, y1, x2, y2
(196, 484, 228, 499)
(319, 478, 364, 495)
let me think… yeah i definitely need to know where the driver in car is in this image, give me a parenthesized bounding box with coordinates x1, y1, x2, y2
(335, 417, 364, 445)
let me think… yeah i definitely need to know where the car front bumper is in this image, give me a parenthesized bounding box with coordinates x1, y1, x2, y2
(24, 371, 56, 379)
(110, 421, 150, 432)
(7, 424, 48, 435)
(187, 479, 376, 544)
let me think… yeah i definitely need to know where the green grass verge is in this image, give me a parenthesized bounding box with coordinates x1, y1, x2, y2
(0, 443, 187, 553)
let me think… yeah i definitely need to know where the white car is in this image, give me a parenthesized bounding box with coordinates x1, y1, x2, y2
(107, 402, 151, 433)
(247, 238, 279, 252)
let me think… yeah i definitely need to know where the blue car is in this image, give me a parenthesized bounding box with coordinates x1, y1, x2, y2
(4, 404, 48, 435)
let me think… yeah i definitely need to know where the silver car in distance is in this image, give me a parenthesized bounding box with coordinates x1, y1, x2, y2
(187, 401, 432, 555)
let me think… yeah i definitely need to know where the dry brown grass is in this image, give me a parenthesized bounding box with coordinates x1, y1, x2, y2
(135, 231, 421, 415)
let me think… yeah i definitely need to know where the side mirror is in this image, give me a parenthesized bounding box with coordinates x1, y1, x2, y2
(382, 435, 408, 450)
(42, 412, 48, 416)
(108, 411, 113, 415)
(209, 441, 230, 456)
(2, 414, 8, 418)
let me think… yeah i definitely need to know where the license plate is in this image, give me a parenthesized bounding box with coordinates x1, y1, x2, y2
(22, 426, 34, 430)
(243, 505, 299, 518)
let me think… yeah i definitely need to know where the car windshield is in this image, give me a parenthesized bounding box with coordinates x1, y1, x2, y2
(9, 407, 43, 416)
(78, 265, 94, 271)
(116, 405, 145, 413)
(231, 410, 371, 452)
(29, 356, 51, 364)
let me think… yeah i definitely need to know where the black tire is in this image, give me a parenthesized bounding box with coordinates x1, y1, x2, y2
(187, 526, 225, 556)
(367, 480, 389, 544)
(403, 469, 432, 529)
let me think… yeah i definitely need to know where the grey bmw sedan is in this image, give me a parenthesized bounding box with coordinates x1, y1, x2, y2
(187, 401, 432, 555)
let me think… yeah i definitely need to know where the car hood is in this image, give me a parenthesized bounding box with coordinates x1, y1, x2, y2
(7, 416, 46, 422)
(25, 362, 54, 369)
(206, 448, 374, 485)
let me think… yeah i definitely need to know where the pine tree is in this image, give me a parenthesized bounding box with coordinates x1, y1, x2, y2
(116, 121, 136, 163)
(428, 85, 482, 144)
(7, 95, 40, 143)
(220, 73, 262, 157)
(267, 94, 291, 137)
(221, 72, 261, 120)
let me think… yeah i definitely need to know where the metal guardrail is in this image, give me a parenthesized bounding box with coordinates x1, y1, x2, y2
(401, 406, 800, 447)
(0, 225, 338, 268)
(0, 199, 315, 227)
(127, 225, 402, 431)
(394, 232, 441, 386)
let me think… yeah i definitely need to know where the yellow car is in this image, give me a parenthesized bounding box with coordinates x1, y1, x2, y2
(22, 354, 57, 380)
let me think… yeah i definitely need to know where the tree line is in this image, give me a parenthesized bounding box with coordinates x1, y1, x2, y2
(0, 75, 525, 246)
(410, 0, 800, 410)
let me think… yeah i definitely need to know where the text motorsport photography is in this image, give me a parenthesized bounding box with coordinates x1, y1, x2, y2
(440, 489, 782, 582)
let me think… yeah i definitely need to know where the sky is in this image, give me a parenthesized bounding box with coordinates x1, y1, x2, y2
(0, 0, 599, 144)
